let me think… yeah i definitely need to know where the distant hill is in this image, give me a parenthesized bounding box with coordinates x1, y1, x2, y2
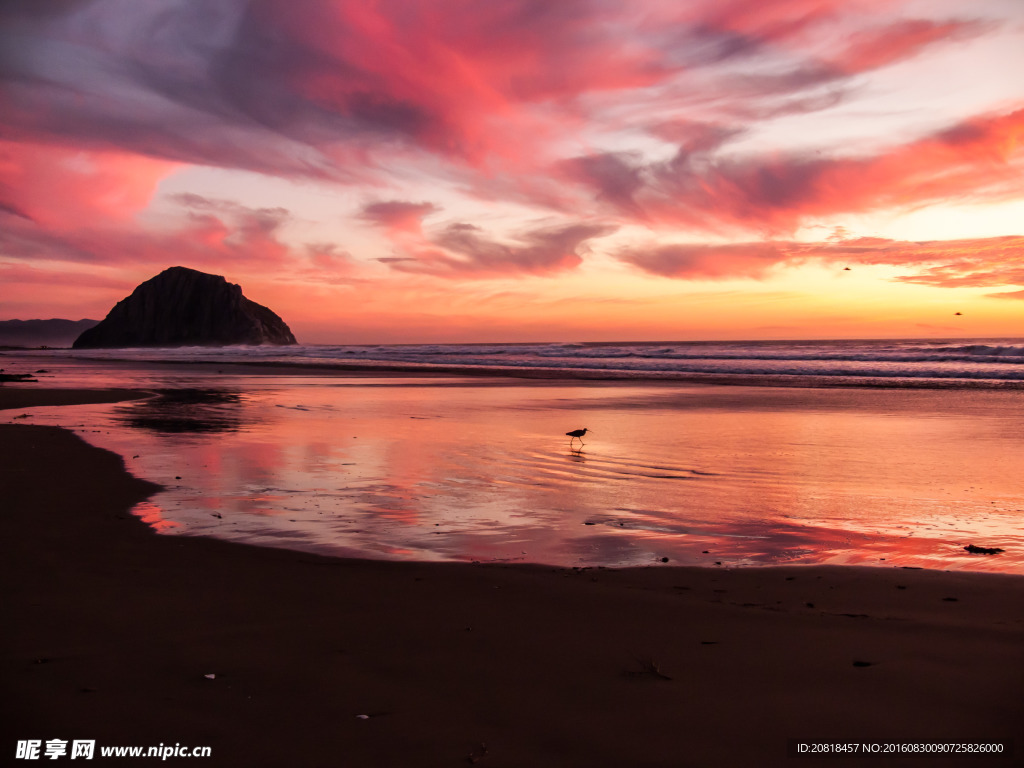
(0, 319, 99, 348)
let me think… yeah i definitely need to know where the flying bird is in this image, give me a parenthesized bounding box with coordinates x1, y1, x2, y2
(566, 427, 590, 446)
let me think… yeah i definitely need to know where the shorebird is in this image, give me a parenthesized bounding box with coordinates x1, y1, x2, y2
(566, 427, 590, 447)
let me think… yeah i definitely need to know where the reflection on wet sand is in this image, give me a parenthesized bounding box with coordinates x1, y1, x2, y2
(115, 389, 248, 433)
(131, 500, 180, 532)
(15, 379, 1023, 573)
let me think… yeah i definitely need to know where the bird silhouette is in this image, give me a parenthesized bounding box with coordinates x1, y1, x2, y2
(566, 427, 590, 447)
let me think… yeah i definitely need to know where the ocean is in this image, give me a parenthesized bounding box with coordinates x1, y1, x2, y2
(10, 337, 1024, 388)
(3, 338, 1022, 573)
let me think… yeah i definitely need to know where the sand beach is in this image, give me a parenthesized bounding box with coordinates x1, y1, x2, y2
(1, 384, 1021, 767)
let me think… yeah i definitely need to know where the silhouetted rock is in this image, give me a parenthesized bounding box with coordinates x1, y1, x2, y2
(73, 267, 297, 348)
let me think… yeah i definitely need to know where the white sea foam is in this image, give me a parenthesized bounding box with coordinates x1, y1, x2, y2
(18, 338, 1024, 387)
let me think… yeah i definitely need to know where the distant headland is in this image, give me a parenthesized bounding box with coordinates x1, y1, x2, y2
(0, 319, 98, 348)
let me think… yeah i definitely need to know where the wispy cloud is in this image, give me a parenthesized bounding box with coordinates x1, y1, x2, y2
(617, 242, 788, 279)
(566, 107, 1024, 234)
(0, 188, 298, 275)
(0, 0, 1000, 185)
(0, 0, 668, 178)
(988, 289, 1024, 300)
(618, 234, 1024, 288)
(360, 201, 442, 236)
(0, 140, 178, 231)
(360, 202, 617, 277)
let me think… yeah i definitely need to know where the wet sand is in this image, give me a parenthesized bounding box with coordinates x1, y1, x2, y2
(11, 377, 1023, 571)
(1, 389, 1022, 767)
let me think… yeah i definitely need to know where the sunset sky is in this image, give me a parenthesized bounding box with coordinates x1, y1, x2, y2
(2, 0, 1023, 343)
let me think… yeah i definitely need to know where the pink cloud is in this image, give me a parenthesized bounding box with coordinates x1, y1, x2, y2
(884, 236, 1024, 288)
(568, 107, 1024, 234)
(360, 201, 442, 236)
(0, 262, 140, 318)
(0, 0, 671, 179)
(828, 18, 992, 74)
(362, 205, 617, 278)
(988, 289, 1024, 300)
(618, 234, 1024, 289)
(0, 189, 305, 282)
(642, 3, 991, 118)
(1, 0, 994, 187)
(412, 221, 617, 277)
(305, 243, 354, 273)
(0, 140, 178, 231)
(0, 190, 365, 320)
(0, 262, 135, 291)
(618, 242, 788, 279)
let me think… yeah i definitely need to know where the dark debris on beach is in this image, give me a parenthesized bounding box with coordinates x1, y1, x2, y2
(0, 371, 37, 383)
(964, 544, 1006, 555)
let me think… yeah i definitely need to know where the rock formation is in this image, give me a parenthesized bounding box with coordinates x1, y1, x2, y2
(73, 267, 297, 348)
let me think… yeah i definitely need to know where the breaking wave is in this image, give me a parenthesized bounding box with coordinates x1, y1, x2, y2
(28, 338, 1024, 388)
